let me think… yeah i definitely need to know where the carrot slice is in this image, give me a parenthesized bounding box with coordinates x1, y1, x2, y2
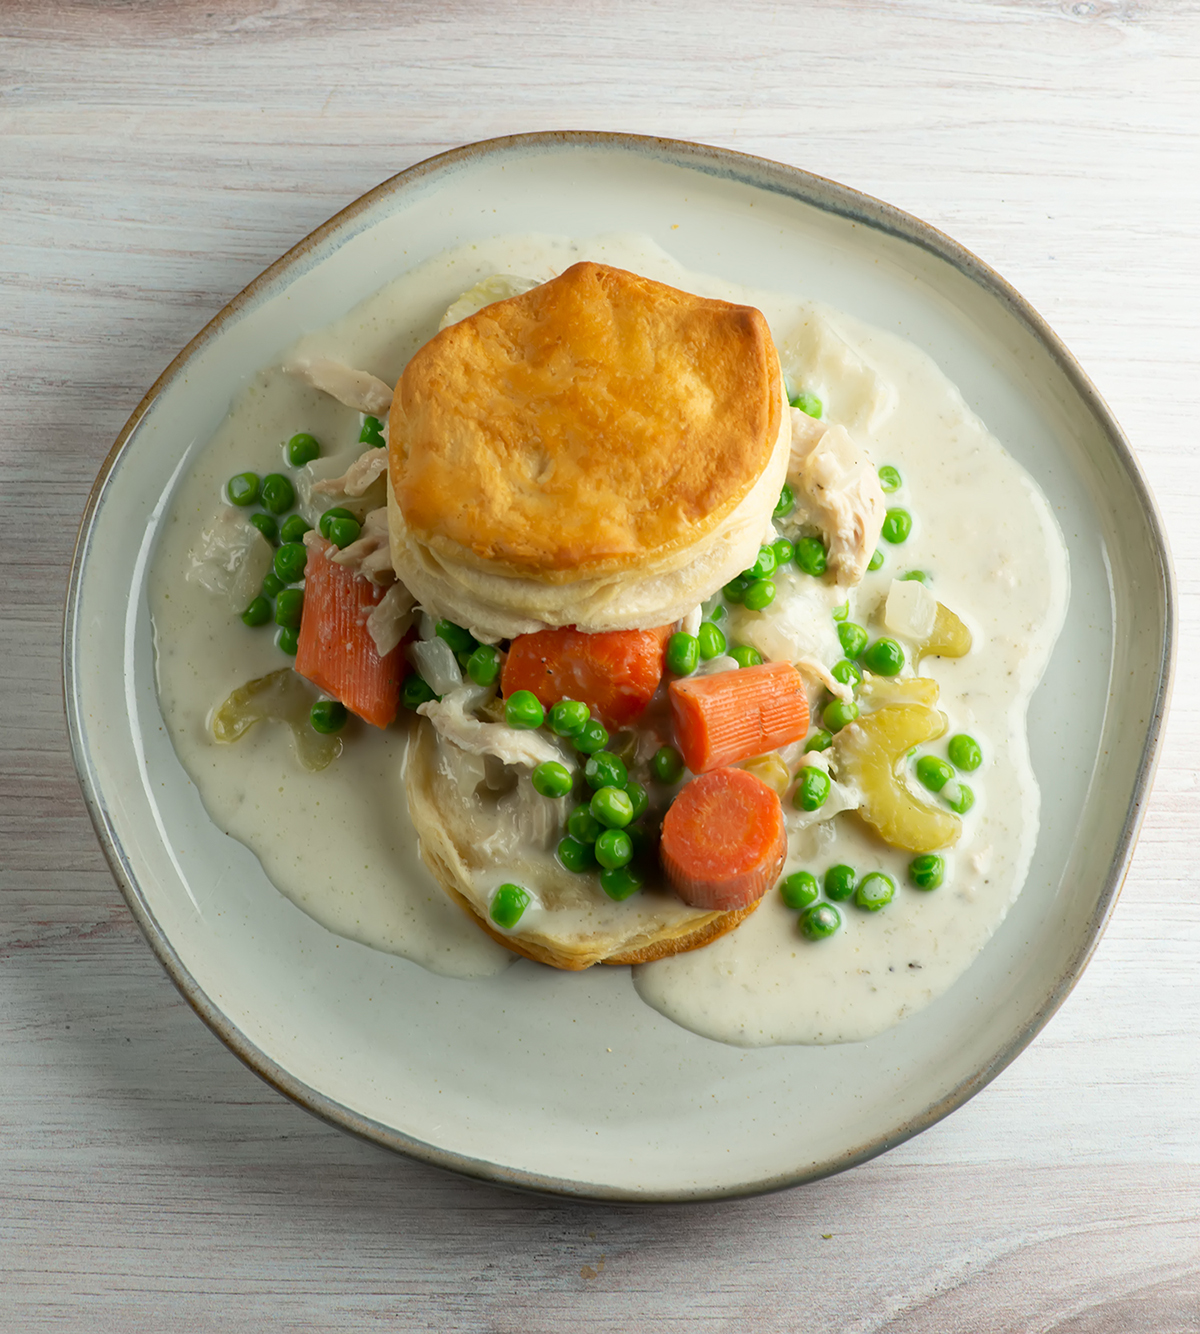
(669, 661, 810, 773)
(660, 767, 786, 911)
(501, 625, 671, 728)
(294, 543, 405, 728)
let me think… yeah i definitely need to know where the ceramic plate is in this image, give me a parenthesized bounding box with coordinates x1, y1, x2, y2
(65, 133, 1174, 1201)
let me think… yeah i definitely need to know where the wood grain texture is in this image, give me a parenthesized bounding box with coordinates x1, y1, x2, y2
(2, 1, 1199, 1328)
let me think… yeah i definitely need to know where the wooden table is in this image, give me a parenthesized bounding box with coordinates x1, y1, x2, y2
(5, 3, 1198, 1327)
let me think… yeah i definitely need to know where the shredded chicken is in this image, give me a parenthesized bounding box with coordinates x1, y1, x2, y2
(285, 356, 394, 416)
(312, 447, 389, 498)
(301, 508, 394, 587)
(418, 688, 562, 769)
(787, 414, 885, 585)
(794, 653, 854, 703)
(366, 582, 415, 657)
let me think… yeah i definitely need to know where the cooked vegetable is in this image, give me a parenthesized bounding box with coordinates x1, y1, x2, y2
(901, 570, 928, 583)
(250, 513, 278, 544)
(401, 675, 437, 709)
(863, 638, 905, 676)
(868, 549, 884, 571)
(466, 644, 501, 687)
(260, 473, 295, 515)
(747, 546, 777, 580)
(280, 514, 311, 544)
(625, 781, 649, 820)
(772, 538, 794, 566)
(275, 588, 304, 629)
(780, 871, 819, 910)
(310, 699, 348, 734)
(878, 465, 902, 493)
(585, 752, 627, 791)
(909, 854, 945, 890)
(742, 579, 775, 611)
(948, 734, 982, 771)
(795, 536, 827, 577)
(667, 632, 700, 676)
(916, 756, 954, 792)
(591, 786, 634, 830)
(567, 803, 603, 843)
(277, 627, 299, 655)
(831, 658, 862, 688)
(697, 621, 727, 660)
(730, 644, 764, 668)
(358, 416, 385, 445)
(790, 390, 823, 417)
(837, 621, 868, 658)
(286, 432, 321, 466)
(600, 866, 643, 900)
(944, 781, 975, 814)
(574, 719, 609, 754)
(740, 752, 790, 796)
(557, 836, 596, 873)
(549, 699, 590, 737)
(241, 596, 271, 627)
(504, 690, 544, 730)
(660, 766, 787, 911)
(793, 767, 831, 811)
(595, 828, 634, 869)
(881, 508, 912, 544)
(723, 575, 751, 603)
(319, 507, 355, 539)
(855, 872, 895, 912)
(918, 604, 972, 660)
(805, 729, 833, 753)
(824, 864, 856, 901)
(261, 571, 285, 599)
(822, 698, 859, 732)
(532, 761, 573, 798)
(227, 472, 260, 506)
(774, 483, 795, 519)
(490, 883, 530, 929)
(273, 542, 307, 584)
(801, 902, 841, 940)
(212, 668, 340, 771)
(436, 620, 476, 656)
(651, 745, 684, 784)
(328, 516, 361, 549)
(669, 661, 810, 774)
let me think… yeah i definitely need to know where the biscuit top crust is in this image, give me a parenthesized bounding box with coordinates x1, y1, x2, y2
(390, 261, 782, 580)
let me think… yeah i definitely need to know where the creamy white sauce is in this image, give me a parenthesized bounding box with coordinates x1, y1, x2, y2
(148, 233, 1068, 1043)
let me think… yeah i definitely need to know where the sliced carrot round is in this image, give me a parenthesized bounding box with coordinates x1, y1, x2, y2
(660, 766, 787, 912)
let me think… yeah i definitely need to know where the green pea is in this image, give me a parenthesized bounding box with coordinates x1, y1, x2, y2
(358, 416, 385, 445)
(667, 632, 699, 676)
(863, 638, 905, 676)
(504, 690, 544, 730)
(710, 604, 727, 622)
(723, 575, 751, 604)
(273, 542, 308, 584)
(260, 473, 295, 516)
(730, 644, 763, 669)
(780, 871, 819, 911)
(319, 507, 355, 539)
(286, 432, 321, 467)
(651, 745, 684, 784)
(531, 761, 573, 798)
(909, 854, 945, 890)
(594, 827, 633, 869)
(881, 508, 912, 544)
(463, 644, 499, 687)
(250, 512, 278, 544)
(585, 752, 628, 791)
(948, 734, 982, 772)
(832, 601, 849, 622)
(261, 572, 285, 599)
(600, 865, 643, 900)
(855, 871, 895, 912)
(831, 658, 862, 688)
(574, 719, 609, 755)
(434, 620, 474, 655)
(310, 699, 348, 734)
(794, 536, 827, 577)
(868, 549, 884, 572)
(945, 781, 975, 814)
(804, 729, 833, 753)
(790, 390, 823, 418)
(878, 464, 902, 493)
(900, 570, 928, 584)
(771, 537, 794, 566)
(773, 483, 795, 519)
(227, 472, 260, 506)
(837, 621, 868, 659)
(279, 514, 311, 544)
(490, 883, 530, 929)
(591, 786, 634, 830)
(567, 803, 604, 843)
(557, 836, 596, 873)
(549, 699, 590, 738)
(328, 516, 361, 549)
(401, 675, 438, 709)
(801, 902, 841, 940)
(625, 781, 649, 821)
(824, 864, 857, 902)
(241, 596, 271, 627)
(742, 579, 776, 612)
(697, 621, 727, 660)
(793, 767, 831, 812)
(277, 626, 300, 656)
(747, 546, 777, 580)
(822, 698, 859, 732)
(916, 755, 954, 792)
(275, 588, 304, 628)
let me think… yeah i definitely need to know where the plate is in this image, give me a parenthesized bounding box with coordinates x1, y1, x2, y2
(65, 133, 1174, 1201)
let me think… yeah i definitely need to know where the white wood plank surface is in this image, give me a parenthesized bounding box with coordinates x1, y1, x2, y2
(3, 1, 1199, 1328)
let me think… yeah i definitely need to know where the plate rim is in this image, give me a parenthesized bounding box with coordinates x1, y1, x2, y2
(63, 129, 1177, 1202)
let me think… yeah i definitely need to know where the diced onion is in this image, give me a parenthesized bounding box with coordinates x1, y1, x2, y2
(410, 636, 463, 695)
(884, 578, 937, 640)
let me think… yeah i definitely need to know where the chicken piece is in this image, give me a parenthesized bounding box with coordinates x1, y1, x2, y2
(366, 582, 416, 658)
(285, 356, 394, 416)
(417, 687, 562, 769)
(304, 508, 394, 586)
(312, 446, 389, 499)
(794, 653, 854, 703)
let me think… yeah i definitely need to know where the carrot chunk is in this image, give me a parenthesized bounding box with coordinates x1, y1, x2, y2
(294, 543, 404, 728)
(669, 661, 810, 773)
(660, 767, 787, 911)
(501, 625, 671, 728)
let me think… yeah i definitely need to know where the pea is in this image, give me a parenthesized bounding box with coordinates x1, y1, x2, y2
(794, 536, 827, 577)
(831, 658, 862, 688)
(328, 516, 361, 549)
(557, 836, 596, 873)
(773, 483, 795, 519)
(772, 537, 794, 566)
(434, 620, 474, 656)
(804, 729, 833, 753)
(401, 675, 438, 709)
(710, 604, 727, 622)
(909, 854, 945, 890)
(868, 549, 884, 572)
(793, 767, 831, 812)
(790, 390, 823, 418)
(319, 507, 355, 539)
(504, 690, 544, 730)
(948, 734, 982, 771)
(824, 864, 857, 902)
(277, 626, 300, 656)
(697, 621, 727, 660)
(275, 588, 304, 629)
(591, 786, 634, 830)
(855, 871, 895, 912)
(574, 719, 609, 755)
(878, 464, 902, 493)
(666, 632, 699, 676)
(837, 621, 868, 659)
(279, 514, 311, 544)
(358, 416, 385, 445)
(261, 572, 285, 599)
(489, 883, 530, 929)
(273, 542, 308, 584)
(226, 472, 260, 506)
(241, 596, 271, 627)
(881, 508, 912, 544)
(780, 871, 819, 911)
(730, 644, 763, 669)
(822, 698, 859, 732)
(742, 579, 775, 612)
(463, 644, 499, 687)
(286, 432, 321, 466)
(310, 699, 347, 734)
(746, 545, 777, 580)
(260, 473, 295, 516)
(594, 827, 633, 869)
(250, 512, 278, 544)
(900, 570, 928, 584)
(723, 575, 751, 604)
(625, 781, 649, 821)
(600, 865, 643, 900)
(585, 752, 628, 791)
(945, 781, 975, 814)
(549, 699, 589, 738)
(651, 745, 684, 784)
(567, 803, 604, 843)
(801, 902, 841, 940)
(916, 755, 954, 793)
(532, 761, 573, 798)
(832, 601, 849, 622)
(863, 638, 905, 676)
